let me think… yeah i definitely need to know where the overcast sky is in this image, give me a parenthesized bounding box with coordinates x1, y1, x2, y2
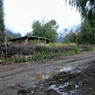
(4, 0, 81, 36)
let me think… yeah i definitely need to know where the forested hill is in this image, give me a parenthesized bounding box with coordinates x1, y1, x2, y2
(5, 29, 22, 38)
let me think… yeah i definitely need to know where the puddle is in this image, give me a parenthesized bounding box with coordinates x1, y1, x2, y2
(46, 66, 84, 95)
(54, 67, 63, 71)
(49, 82, 80, 95)
(34, 73, 43, 80)
(42, 72, 57, 79)
(17, 64, 95, 95)
(34, 66, 73, 80)
(54, 66, 73, 73)
(59, 66, 73, 72)
(34, 66, 78, 95)
(34, 72, 57, 80)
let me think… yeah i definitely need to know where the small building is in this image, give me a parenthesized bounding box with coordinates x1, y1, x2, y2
(10, 36, 49, 44)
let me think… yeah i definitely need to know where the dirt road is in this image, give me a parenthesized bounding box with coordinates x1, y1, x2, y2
(0, 51, 95, 95)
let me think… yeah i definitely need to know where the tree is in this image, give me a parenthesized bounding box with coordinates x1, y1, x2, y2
(66, 0, 95, 17)
(32, 20, 58, 42)
(65, 0, 95, 25)
(0, 0, 4, 36)
(78, 18, 95, 44)
(64, 0, 95, 44)
(64, 18, 95, 44)
(64, 31, 79, 44)
(32, 21, 42, 37)
(26, 32, 33, 37)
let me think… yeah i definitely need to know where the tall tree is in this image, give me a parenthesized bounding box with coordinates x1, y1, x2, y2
(66, 0, 95, 21)
(78, 18, 95, 44)
(0, 0, 5, 39)
(32, 21, 42, 37)
(65, 0, 95, 44)
(64, 18, 95, 44)
(31, 20, 58, 42)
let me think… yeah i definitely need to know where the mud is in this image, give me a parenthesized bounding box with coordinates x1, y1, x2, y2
(17, 62, 95, 95)
(0, 51, 95, 95)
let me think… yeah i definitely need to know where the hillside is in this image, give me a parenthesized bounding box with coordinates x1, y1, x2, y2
(5, 29, 21, 38)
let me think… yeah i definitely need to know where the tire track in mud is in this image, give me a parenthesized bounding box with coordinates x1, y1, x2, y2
(0, 52, 95, 95)
(0, 52, 95, 81)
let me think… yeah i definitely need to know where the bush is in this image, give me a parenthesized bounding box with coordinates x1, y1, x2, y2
(12, 56, 26, 63)
(0, 58, 12, 64)
(4, 43, 80, 63)
(30, 43, 80, 61)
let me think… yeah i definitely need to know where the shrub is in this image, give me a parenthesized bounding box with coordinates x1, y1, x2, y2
(30, 43, 80, 61)
(14, 56, 26, 63)
(4, 43, 80, 63)
(0, 58, 12, 64)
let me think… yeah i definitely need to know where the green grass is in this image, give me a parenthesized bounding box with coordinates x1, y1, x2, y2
(31, 48, 80, 61)
(83, 47, 94, 51)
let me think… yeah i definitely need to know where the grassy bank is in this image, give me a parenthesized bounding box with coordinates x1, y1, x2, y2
(0, 43, 80, 64)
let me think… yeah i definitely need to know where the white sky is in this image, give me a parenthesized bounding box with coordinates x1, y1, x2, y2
(4, 0, 81, 36)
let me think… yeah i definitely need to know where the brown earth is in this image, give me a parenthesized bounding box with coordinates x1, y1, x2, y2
(0, 51, 95, 95)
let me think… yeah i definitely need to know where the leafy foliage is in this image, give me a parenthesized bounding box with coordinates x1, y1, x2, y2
(79, 19, 95, 44)
(66, 0, 95, 16)
(64, 32, 79, 44)
(65, 0, 95, 26)
(66, 0, 88, 17)
(0, 0, 4, 36)
(64, 16, 95, 44)
(31, 20, 58, 42)
(64, 0, 95, 44)
(2, 43, 79, 64)
(15, 43, 79, 62)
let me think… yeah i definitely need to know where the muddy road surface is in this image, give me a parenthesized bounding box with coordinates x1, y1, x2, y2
(0, 51, 95, 95)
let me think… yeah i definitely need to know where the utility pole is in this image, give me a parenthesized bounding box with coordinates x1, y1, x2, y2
(0, 32, 4, 58)
(0, 32, 8, 64)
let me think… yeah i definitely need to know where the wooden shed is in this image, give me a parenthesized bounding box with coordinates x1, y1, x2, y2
(10, 36, 49, 44)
